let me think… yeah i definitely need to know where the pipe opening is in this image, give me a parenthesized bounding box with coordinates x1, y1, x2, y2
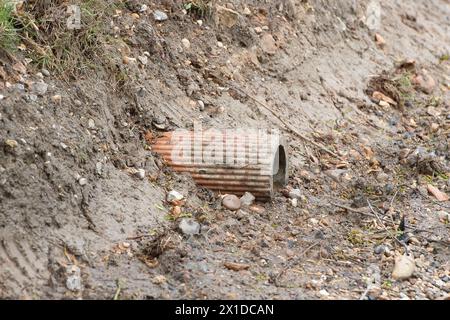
(272, 145, 288, 190)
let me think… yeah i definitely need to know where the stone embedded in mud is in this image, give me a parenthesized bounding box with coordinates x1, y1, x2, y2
(66, 265, 82, 292)
(260, 34, 277, 55)
(222, 194, 241, 211)
(135, 168, 146, 180)
(181, 38, 190, 49)
(215, 5, 240, 28)
(167, 190, 184, 203)
(412, 69, 436, 94)
(392, 254, 416, 280)
(153, 10, 168, 21)
(288, 188, 301, 199)
(31, 81, 48, 96)
(78, 177, 87, 186)
(240, 192, 255, 206)
(437, 211, 450, 222)
(179, 218, 200, 236)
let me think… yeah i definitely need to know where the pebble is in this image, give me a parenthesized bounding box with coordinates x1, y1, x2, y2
(5, 139, 18, 148)
(181, 38, 190, 49)
(374, 245, 386, 255)
(74, 99, 82, 107)
(197, 100, 205, 111)
(135, 168, 146, 180)
(290, 198, 298, 207)
(240, 192, 255, 206)
(254, 27, 263, 34)
(78, 177, 87, 186)
(87, 119, 95, 129)
(260, 34, 277, 55)
(96, 162, 103, 176)
(15, 83, 25, 91)
(31, 81, 48, 96)
(222, 194, 241, 211)
(41, 69, 50, 77)
(65, 265, 82, 292)
(139, 4, 148, 12)
(288, 188, 301, 199)
(51, 95, 61, 104)
(437, 211, 450, 222)
(167, 190, 184, 203)
(0, 94, 4, 100)
(319, 289, 330, 296)
(137, 55, 148, 65)
(179, 218, 200, 235)
(392, 254, 415, 280)
(153, 10, 168, 21)
(242, 7, 251, 15)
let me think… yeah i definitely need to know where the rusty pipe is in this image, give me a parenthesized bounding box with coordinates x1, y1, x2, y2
(151, 129, 288, 200)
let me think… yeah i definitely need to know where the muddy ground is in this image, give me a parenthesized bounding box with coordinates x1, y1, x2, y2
(0, 0, 449, 299)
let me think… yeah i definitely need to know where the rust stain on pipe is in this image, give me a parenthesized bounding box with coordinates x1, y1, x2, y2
(151, 129, 288, 200)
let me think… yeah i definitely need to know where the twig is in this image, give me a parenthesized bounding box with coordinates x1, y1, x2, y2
(275, 242, 319, 285)
(113, 279, 121, 300)
(230, 86, 344, 160)
(330, 202, 377, 218)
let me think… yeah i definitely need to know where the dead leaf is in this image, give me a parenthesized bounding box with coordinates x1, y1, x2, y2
(427, 184, 449, 201)
(224, 262, 250, 271)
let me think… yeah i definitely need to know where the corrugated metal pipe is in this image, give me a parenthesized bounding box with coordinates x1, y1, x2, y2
(151, 128, 288, 201)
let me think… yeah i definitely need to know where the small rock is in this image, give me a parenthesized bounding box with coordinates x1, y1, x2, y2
(152, 275, 167, 284)
(249, 204, 265, 214)
(139, 4, 148, 12)
(254, 26, 263, 34)
(216, 5, 239, 28)
(31, 81, 48, 96)
(288, 188, 301, 199)
(374, 245, 386, 255)
(0, 94, 4, 100)
(437, 211, 450, 222)
(153, 10, 168, 21)
(222, 194, 241, 211)
(392, 254, 415, 280)
(196, 20, 203, 26)
(87, 119, 95, 129)
(41, 69, 50, 77)
(137, 55, 148, 65)
(374, 33, 386, 48)
(51, 95, 62, 104)
(96, 162, 103, 176)
(242, 7, 251, 16)
(240, 192, 255, 206)
(290, 198, 298, 207)
(135, 168, 146, 180)
(260, 34, 277, 55)
(319, 289, 330, 296)
(65, 265, 82, 292)
(376, 172, 389, 182)
(181, 38, 190, 49)
(217, 41, 224, 48)
(78, 177, 87, 186)
(5, 139, 18, 149)
(15, 83, 25, 92)
(74, 99, 82, 107)
(412, 69, 436, 94)
(167, 190, 184, 203)
(430, 123, 439, 132)
(179, 218, 200, 235)
(197, 100, 205, 111)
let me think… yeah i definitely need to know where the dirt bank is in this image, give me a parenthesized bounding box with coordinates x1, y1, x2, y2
(0, 0, 449, 299)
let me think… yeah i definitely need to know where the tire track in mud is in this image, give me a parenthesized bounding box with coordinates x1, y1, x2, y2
(0, 235, 50, 298)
